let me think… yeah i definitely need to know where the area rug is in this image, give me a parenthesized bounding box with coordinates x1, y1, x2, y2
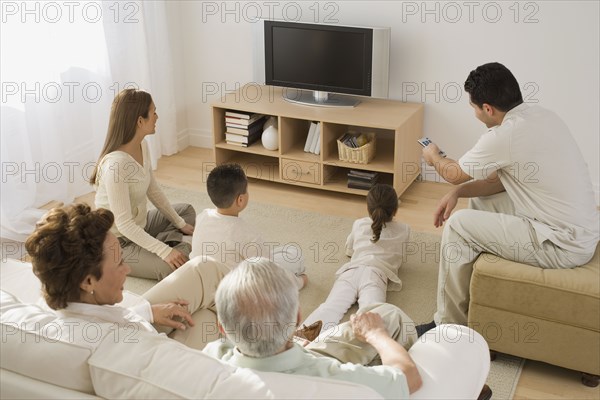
(125, 184, 524, 399)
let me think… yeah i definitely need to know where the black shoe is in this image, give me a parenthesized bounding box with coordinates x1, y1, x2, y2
(415, 320, 436, 337)
(477, 384, 492, 400)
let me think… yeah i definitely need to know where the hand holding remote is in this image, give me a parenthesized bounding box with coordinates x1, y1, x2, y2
(418, 137, 447, 158)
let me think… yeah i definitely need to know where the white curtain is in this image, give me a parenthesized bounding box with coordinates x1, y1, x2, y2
(1, 1, 178, 241)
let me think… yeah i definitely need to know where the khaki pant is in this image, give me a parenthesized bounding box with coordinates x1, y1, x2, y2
(434, 192, 581, 325)
(121, 203, 196, 280)
(142, 256, 230, 350)
(307, 303, 417, 365)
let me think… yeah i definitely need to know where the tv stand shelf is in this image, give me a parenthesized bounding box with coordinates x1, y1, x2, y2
(212, 86, 424, 196)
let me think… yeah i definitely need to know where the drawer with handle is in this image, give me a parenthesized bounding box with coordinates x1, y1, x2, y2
(281, 159, 321, 185)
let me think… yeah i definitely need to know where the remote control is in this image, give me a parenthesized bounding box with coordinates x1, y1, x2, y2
(417, 137, 446, 158)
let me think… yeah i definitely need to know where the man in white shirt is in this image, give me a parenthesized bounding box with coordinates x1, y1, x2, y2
(203, 257, 423, 399)
(418, 62, 599, 332)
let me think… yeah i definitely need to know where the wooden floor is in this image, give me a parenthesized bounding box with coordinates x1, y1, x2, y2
(150, 147, 599, 399)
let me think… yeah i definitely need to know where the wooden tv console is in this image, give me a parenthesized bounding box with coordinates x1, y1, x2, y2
(212, 85, 424, 196)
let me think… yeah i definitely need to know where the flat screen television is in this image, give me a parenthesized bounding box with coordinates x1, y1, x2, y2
(254, 20, 390, 107)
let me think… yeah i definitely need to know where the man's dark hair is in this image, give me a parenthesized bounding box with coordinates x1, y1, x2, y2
(464, 62, 523, 112)
(206, 163, 248, 208)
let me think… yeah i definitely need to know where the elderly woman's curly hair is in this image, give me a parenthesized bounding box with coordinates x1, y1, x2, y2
(25, 204, 114, 310)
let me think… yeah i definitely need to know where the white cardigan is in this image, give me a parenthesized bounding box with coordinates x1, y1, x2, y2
(94, 140, 185, 259)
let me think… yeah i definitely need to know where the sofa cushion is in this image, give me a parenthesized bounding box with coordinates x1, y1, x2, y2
(89, 330, 382, 399)
(1, 369, 101, 399)
(0, 290, 95, 394)
(0, 259, 43, 304)
(471, 246, 600, 331)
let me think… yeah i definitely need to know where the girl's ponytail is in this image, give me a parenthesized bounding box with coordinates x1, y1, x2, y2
(367, 184, 399, 243)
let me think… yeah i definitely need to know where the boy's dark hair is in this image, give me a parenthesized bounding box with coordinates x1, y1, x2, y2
(367, 184, 398, 243)
(464, 62, 523, 112)
(207, 163, 248, 208)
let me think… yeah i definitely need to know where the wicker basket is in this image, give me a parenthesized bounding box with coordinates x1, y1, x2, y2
(337, 132, 376, 164)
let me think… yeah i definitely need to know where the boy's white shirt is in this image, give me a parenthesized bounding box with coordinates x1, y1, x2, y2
(190, 209, 269, 269)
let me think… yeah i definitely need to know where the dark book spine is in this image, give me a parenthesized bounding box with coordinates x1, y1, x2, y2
(227, 122, 265, 136)
(347, 181, 372, 190)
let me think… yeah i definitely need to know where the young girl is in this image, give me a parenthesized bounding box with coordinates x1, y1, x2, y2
(298, 184, 410, 339)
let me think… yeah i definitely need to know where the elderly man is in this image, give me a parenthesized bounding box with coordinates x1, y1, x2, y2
(203, 257, 419, 398)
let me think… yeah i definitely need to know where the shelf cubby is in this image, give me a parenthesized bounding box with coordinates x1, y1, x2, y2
(212, 86, 423, 196)
(323, 166, 394, 195)
(214, 149, 280, 182)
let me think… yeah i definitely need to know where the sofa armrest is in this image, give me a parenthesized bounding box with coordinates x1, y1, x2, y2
(409, 325, 490, 399)
(0, 369, 101, 400)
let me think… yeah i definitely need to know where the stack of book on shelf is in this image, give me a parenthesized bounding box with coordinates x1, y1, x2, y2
(303, 122, 321, 155)
(225, 110, 265, 147)
(347, 169, 379, 190)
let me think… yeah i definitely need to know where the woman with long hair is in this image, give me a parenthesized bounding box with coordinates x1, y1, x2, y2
(90, 89, 195, 280)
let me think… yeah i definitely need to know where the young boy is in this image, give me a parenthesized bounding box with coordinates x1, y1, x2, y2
(190, 163, 307, 288)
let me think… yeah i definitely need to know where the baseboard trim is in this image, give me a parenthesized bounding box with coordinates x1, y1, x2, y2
(185, 128, 212, 149)
(177, 129, 190, 151)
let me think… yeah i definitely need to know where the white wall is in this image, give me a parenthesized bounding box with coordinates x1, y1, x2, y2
(172, 1, 599, 201)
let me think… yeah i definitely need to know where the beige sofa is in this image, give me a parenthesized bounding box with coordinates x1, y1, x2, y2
(1, 258, 491, 399)
(468, 245, 600, 386)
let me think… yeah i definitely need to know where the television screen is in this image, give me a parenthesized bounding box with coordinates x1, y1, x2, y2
(265, 21, 373, 97)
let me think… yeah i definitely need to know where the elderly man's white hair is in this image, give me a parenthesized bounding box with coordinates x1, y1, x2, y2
(215, 257, 299, 357)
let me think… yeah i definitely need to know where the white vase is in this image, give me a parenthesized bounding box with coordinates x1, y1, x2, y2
(261, 125, 279, 150)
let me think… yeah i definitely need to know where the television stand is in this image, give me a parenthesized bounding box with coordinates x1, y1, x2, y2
(282, 89, 360, 108)
(212, 85, 423, 196)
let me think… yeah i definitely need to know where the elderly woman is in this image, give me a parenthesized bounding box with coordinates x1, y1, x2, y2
(25, 203, 227, 350)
